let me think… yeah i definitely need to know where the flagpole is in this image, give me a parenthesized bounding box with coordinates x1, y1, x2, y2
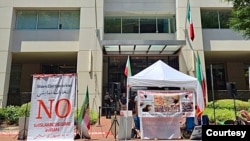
(125, 56, 130, 141)
(124, 56, 131, 140)
(184, 0, 189, 39)
(125, 80, 129, 140)
(210, 64, 216, 125)
(75, 74, 79, 125)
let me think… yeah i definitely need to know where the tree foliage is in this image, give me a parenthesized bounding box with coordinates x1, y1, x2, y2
(228, 0, 250, 39)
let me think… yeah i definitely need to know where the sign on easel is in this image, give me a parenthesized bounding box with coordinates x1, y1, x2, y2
(27, 74, 76, 141)
(137, 90, 195, 139)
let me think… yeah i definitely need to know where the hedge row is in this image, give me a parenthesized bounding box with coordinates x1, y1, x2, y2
(206, 99, 250, 111)
(204, 99, 250, 123)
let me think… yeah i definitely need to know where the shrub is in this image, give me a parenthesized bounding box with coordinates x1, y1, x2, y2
(0, 108, 5, 120)
(203, 108, 241, 122)
(0, 108, 6, 124)
(206, 99, 250, 111)
(204, 99, 250, 123)
(18, 102, 31, 117)
(5, 105, 20, 125)
(89, 110, 98, 125)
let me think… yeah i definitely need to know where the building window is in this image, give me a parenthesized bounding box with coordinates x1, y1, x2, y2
(104, 16, 121, 33)
(59, 11, 80, 29)
(157, 18, 169, 33)
(201, 10, 230, 29)
(244, 64, 250, 90)
(104, 16, 176, 33)
(41, 64, 76, 74)
(16, 10, 80, 30)
(140, 17, 156, 33)
(219, 11, 231, 28)
(122, 17, 139, 33)
(16, 11, 37, 29)
(38, 11, 59, 29)
(206, 64, 226, 90)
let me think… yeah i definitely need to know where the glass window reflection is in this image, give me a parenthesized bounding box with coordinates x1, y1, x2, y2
(122, 17, 139, 33)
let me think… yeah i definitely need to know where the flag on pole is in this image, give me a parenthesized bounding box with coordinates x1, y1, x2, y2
(124, 56, 132, 77)
(195, 52, 206, 117)
(187, 0, 195, 41)
(78, 86, 90, 130)
(124, 57, 132, 139)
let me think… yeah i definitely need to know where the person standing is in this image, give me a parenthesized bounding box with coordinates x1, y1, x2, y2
(133, 94, 141, 138)
(104, 92, 112, 119)
(119, 92, 127, 111)
(128, 97, 135, 111)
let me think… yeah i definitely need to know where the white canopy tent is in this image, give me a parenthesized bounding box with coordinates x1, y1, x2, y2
(127, 60, 204, 112)
(122, 60, 205, 139)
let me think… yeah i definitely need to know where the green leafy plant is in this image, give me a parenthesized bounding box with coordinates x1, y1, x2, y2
(228, 0, 250, 39)
(18, 102, 31, 117)
(5, 105, 20, 125)
(203, 108, 240, 122)
(0, 108, 6, 124)
(204, 99, 250, 123)
(206, 99, 250, 111)
(89, 110, 98, 125)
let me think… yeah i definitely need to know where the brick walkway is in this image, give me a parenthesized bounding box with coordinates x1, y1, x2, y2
(0, 116, 190, 141)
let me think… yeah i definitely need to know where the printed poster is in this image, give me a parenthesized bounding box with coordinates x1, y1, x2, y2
(138, 90, 195, 117)
(27, 74, 76, 141)
(137, 90, 195, 139)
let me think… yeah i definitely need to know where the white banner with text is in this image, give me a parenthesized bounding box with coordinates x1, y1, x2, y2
(27, 74, 76, 141)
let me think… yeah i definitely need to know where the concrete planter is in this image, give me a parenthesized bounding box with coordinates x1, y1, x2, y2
(18, 117, 29, 140)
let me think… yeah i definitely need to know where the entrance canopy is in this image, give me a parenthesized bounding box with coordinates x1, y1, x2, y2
(101, 40, 186, 55)
(97, 30, 186, 55)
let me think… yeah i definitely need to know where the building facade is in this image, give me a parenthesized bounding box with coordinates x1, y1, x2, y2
(0, 0, 250, 110)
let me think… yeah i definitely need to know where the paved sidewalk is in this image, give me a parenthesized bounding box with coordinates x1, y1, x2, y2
(0, 116, 190, 141)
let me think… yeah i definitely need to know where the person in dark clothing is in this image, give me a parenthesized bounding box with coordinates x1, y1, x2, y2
(128, 97, 135, 111)
(132, 95, 141, 138)
(104, 92, 112, 119)
(119, 92, 127, 110)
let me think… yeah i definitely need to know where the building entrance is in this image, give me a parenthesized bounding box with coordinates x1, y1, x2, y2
(102, 55, 179, 113)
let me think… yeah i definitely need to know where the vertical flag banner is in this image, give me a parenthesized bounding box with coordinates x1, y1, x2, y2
(27, 74, 76, 141)
(77, 86, 90, 138)
(187, 0, 195, 41)
(196, 52, 206, 117)
(124, 56, 132, 139)
(124, 56, 132, 77)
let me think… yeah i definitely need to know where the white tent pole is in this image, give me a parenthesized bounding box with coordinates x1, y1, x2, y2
(125, 78, 130, 140)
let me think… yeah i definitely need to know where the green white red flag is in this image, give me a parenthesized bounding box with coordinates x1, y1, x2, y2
(196, 52, 206, 117)
(124, 56, 132, 77)
(187, 0, 195, 41)
(78, 86, 90, 130)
